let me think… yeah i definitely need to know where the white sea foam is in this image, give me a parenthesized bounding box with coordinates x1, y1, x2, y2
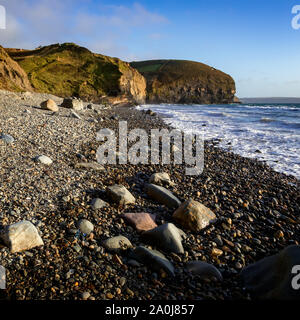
(137, 103, 300, 180)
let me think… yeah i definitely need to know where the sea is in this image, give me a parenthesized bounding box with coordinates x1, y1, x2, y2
(136, 103, 300, 180)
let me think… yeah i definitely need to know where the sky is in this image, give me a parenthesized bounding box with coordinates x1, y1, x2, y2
(0, 0, 299, 98)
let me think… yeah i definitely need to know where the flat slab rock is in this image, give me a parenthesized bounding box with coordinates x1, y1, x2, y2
(122, 212, 157, 232)
(240, 245, 300, 300)
(75, 162, 105, 171)
(0, 220, 44, 253)
(187, 261, 223, 281)
(141, 223, 185, 254)
(146, 184, 181, 209)
(102, 235, 133, 253)
(173, 198, 216, 232)
(107, 185, 135, 206)
(130, 246, 175, 277)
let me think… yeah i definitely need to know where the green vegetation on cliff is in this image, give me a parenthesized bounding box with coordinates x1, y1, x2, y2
(6, 43, 146, 103)
(130, 59, 236, 104)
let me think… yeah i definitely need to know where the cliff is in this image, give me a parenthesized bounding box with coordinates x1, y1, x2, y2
(5, 43, 146, 104)
(0, 45, 33, 92)
(130, 59, 236, 104)
(1, 43, 237, 105)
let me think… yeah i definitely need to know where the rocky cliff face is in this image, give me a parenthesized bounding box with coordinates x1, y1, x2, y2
(5, 43, 146, 104)
(118, 61, 147, 105)
(131, 60, 236, 104)
(0, 46, 32, 92)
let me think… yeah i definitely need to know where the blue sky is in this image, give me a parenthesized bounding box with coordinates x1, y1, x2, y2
(0, 0, 299, 97)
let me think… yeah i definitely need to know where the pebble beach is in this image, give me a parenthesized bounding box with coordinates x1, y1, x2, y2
(0, 90, 299, 300)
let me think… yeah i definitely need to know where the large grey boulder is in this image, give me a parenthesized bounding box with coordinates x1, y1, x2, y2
(130, 246, 175, 276)
(61, 98, 84, 111)
(173, 198, 216, 232)
(107, 185, 135, 206)
(146, 184, 181, 209)
(0, 221, 44, 253)
(141, 223, 184, 254)
(240, 245, 300, 300)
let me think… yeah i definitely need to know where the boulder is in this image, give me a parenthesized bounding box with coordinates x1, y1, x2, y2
(141, 223, 184, 254)
(122, 212, 157, 232)
(78, 219, 94, 235)
(40, 99, 59, 112)
(173, 198, 216, 232)
(102, 235, 132, 253)
(149, 172, 174, 186)
(91, 198, 109, 210)
(107, 185, 135, 206)
(61, 98, 84, 111)
(186, 261, 223, 281)
(146, 184, 181, 209)
(240, 245, 300, 300)
(0, 221, 44, 253)
(35, 155, 53, 165)
(130, 246, 175, 276)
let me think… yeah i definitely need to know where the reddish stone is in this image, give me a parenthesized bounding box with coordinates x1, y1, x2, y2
(122, 212, 157, 232)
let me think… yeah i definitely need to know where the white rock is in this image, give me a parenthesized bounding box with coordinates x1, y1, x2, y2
(35, 155, 53, 165)
(78, 219, 94, 235)
(81, 292, 90, 300)
(0, 221, 44, 253)
(71, 110, 81, 119)
(149, 172, 174, 186)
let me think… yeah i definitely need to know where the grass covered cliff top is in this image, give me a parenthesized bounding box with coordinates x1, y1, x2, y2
(130, 59, 236, 103)
(131, 59, 235, 89)
(5, 43, 140, 101)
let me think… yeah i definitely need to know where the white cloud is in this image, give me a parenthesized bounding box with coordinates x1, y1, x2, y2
(0, 0, 168, 60)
